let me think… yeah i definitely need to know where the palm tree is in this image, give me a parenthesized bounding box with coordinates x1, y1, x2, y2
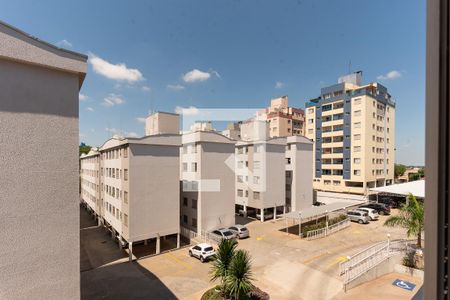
(225, 249, 254, 300)
(384, 193, 424, 248)
(210, 239, 238, 292)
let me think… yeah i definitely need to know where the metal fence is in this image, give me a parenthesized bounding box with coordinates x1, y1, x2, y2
(179, 226, 222, 245)
(305, 218, 351, 240)
(339, 239, 417, 287)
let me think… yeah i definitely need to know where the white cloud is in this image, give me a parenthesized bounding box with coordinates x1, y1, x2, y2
(79, 93, 88, 101)
(182, 69, 212, 83)
(167, 84, 185, 91)
(56, 39, 72, 48)
(102, 94, 125, 107)
(79, 133, 86, 138)
(86, 107, 94, 112)
(136, 117, 146, 123)
(175, 106, 199, 116)
(89, 52, 144, 83)
(141, 85, 151, 92)
(275, 81, 285, 89)
(105, 127, 139, 138)
(377, 70, 402, 81)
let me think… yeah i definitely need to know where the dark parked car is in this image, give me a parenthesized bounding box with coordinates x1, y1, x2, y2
(361, 203, 391, 215)
(376, 197, 399, 209)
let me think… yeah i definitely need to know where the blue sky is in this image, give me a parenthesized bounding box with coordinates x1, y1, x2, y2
(1, 0, 425, 165)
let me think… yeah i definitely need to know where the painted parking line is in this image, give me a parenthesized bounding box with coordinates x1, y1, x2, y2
(302, 252, 329, 264)
(327, 256, 348, 268)
(166, 252, 193, 271)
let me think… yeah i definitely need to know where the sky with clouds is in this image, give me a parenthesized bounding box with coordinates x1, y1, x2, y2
(1, 0, 425, 165)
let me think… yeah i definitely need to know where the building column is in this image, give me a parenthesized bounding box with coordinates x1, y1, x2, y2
(243, 205, 247, 218)
(144, 239, 148, 246)
(128, 242, 133, 262)
(260, 210, 264, 222)
(283, 205, 286, 215)
(177, 233, 180, 249)
(273, 207, 277, 220)
(156, 235, 161, 254)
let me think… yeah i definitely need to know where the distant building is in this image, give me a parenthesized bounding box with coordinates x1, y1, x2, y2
(222, 122, 241, 140)
(80, 148, 102, 218)
(0, 21, 87, 299)
(189, 121, 214, 132)
(305, 72, 395, 194)
(397, 167, 422, 183)
(145, 111, 180, 135)
(255, 96, 305, 137)
(180, 131, 236, 233)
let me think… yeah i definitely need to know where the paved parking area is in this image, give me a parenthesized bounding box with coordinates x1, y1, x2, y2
(136, 210, 410, 300)
(81, 205, 418, 299)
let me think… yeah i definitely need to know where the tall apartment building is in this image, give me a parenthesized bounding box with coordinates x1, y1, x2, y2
(80, 148, 102, 219)
(305, 72, 395, 194)
(0, 21, 87, 299)
(94, 134, 181, 259)
(180, 131, 236, 234)
(145, 111, 180, 135)
(222, 122, 241, 140)
(256, 96, 305, 137)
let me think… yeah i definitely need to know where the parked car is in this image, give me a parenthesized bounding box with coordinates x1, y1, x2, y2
(361, 203, 391, 215)
(347, 210, 370, 224)
(313, 201, 326, 206)
(256, 209, 274, 220)
(228, 225, 250, 239)
(356, 207, 379, 220)
(189, 243, 215, 263)
(376, 197, 401, 209)
(211, 229, 236, 240)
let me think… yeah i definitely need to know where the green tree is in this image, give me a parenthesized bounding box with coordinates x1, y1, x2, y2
(384, 193, 424, 248)
(210, 239, 238, 292)
(418, 167, 425, 178)
(394, 164, 407, 177)
(225, 249, 254, 300)
(79, 143, 91, 156)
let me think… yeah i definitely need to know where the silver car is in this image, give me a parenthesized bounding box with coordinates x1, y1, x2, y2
(228, 225, 250, 239)
(211, 229, 236, 240)
(347, 210, 370, 224)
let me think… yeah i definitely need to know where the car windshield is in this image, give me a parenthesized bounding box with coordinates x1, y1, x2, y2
(240, 227, 247, 231)
(204, 247, 213, 252)
(223, 231, 233, 236)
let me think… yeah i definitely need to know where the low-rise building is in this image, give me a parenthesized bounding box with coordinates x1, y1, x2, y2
(180, 131, 236, 234)
(80, 148, 102, 219)
(98, 134, 181, 258)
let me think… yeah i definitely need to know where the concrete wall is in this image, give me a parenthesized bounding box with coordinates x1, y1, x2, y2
(0, 59, 82, 299)
(291, 142, 314, 211)
(129, 144, 180, 241)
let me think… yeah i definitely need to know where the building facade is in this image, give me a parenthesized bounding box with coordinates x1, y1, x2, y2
(255, 96, 305, 137)
(80, 135, 181, 259)
(180, 131, 236, 234)
(145, 111, 180, 136)
(305, 72, 395, 194)
(0, 21, 87, 299)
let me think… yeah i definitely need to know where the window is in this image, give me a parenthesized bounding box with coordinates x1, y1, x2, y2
(124, 191, 128, 204)
(237, 175, 243, 183)
(245, 190, 249, 197)
(124, 214, 128, 226)
(191, 199, 197, 209)
(192, 218, 197, 227)
(253, 192, 260, 200)
(183, 197, 188, 206)
(308, 128, 313, 134)
(354, 110, 361, 117)
(354, 134, 361, 140)
(354, 158, 361, 164)
(183, 163, 188, 171)
(237, 161, 243, 169)
(253, 176, 260, 184)
(123, 147, 128, 158)
(183, 215, 188, 224)
(253, 161, 261, 169)
(354, 122, 361, 128)
(237, 189, 243, 197)
(354, 170, 361, 176)
(124, 169, 128, 181)
(354, 146, 361, 152)
(192, 162, 197, 172)
(354, 98, 361, 105)
(308, 108, 314, 114)
(308, 118, 314, 124)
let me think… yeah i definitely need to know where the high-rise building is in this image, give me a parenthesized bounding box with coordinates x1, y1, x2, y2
(305, 72, 395, 194)
(255, 96, 305, 137)
(0, 21, 87, 299)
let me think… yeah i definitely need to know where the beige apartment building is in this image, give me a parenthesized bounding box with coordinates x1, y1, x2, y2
(256, 95, 305, 137)
(180, 131, 236, 234)
(145, 111, 180, 135)
(305, 72, 395, 194)
(95, 134, 181, 259)
(80, 148, 102, 219)
(0, 21, 87, 299)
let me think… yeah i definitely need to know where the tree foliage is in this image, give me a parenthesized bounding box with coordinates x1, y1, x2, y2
(384, 193, 424, 248)
(79, 143, 92, 156)
(394, 164, 407, 177)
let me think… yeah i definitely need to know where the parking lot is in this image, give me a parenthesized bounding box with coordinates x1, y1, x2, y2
(81, 206, 418, 299)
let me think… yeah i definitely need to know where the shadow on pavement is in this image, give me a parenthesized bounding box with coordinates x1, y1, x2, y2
(81, 261, 177, 300)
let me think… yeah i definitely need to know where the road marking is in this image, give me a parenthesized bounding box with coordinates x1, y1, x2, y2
(327, 256, 348, 268)
(165, 252, 192, 270)
(302, 252, 329, 264)
(256, 235, 265, 241)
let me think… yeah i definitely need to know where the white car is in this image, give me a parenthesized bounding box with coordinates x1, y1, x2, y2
(356, 207, 379, 221)
(189, 243, 215, 263)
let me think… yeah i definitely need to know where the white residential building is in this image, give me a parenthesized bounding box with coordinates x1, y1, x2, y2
(145, 111, 180, 136)
(80, 148, 102, 218)
(96, 134, 181, 259)
(180, 131, 236, 234)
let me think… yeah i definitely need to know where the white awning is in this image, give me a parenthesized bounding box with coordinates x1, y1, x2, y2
(369, 180, 425, 198)
(284, 201, 354, 221)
